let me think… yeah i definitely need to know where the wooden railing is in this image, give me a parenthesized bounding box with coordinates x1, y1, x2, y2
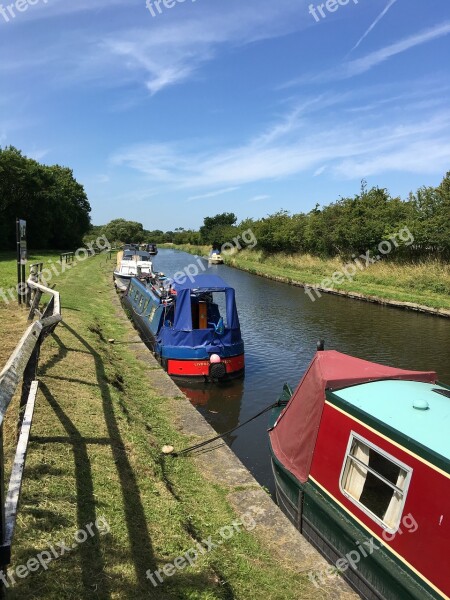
(60, 252, 74, 264)
(0, 277, 62, 597)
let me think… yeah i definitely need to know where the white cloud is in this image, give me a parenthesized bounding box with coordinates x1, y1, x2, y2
(346, 21, 450, 77)
(285, 21, 450, 87)
(27, 148, 50, 161)
(333, 139, 450, 178)
(350, 0, 398, 53)
(188, 187, 240, 201)
(111, 92, 450, 189)
(313, 166, 326, 177)
(0, 0, 140, 23)
(249, 195, 270, 202)
(4, 1, 309, 95)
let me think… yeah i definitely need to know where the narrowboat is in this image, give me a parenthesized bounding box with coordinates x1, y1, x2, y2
(123, 274, 245, 382)
(140, 243, 158, 255)
(268, 349, 450, 600)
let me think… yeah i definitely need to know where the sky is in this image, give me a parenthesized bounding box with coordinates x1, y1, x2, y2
(1, 0, 450, 231)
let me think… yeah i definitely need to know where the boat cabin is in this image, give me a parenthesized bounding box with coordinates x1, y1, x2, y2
(269, 350, 450, 600)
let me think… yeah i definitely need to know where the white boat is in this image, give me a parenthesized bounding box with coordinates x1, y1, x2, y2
(113, 250, 156, 291)
(208, 251, 223, 265)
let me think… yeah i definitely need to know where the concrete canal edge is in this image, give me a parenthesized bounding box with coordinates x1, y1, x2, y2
(112, 292, 358, 599)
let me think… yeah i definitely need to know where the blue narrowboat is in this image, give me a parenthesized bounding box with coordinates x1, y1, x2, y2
(123, 274, 245, 382)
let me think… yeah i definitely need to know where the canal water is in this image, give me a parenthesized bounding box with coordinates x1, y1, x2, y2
(154, 249, 450, 493)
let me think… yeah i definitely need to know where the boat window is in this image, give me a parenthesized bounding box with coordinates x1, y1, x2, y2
(340, 433, 411, 531)
(190, 292, 227, 330)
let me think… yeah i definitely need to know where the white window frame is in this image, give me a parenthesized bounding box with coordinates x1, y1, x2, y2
(339, 431, 413, 533)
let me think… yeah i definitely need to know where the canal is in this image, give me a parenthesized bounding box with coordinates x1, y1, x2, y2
(154, 249, 450, 493)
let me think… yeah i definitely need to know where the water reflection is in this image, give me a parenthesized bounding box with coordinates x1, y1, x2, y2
(178, 379, 244, 449)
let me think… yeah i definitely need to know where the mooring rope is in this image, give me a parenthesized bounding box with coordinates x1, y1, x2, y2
(169, 400, 282, 457)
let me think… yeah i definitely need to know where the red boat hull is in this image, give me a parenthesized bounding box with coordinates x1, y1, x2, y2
(167, 354, 245, 378)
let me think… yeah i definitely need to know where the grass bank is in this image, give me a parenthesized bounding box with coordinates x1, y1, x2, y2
(163, 244, 450, 314)
(0, 251, 339, 600)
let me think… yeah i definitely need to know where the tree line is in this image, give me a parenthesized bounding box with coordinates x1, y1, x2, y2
(0, 146, 91, 250)
(158, 172, 450, 260)
(84, 171, 449, 261)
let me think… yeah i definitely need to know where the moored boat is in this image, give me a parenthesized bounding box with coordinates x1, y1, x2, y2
(140, 243, 158, 255)
(208, 249, 223, 265)
(123, 274, 245, 382)
(113, 249, 157, 291)
(268, 348, 450, 600)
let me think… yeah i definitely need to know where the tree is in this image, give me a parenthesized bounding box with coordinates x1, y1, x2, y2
(406, 171, 450, 258)
(199, 213, 237, 245)
(44, 165, 91, 249)
(0, 146, 91, 249)
(102, 219, 146, 245)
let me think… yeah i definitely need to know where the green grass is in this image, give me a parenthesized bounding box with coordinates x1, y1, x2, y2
(167, 245, 450, 311)
(0, 252, 325, 599)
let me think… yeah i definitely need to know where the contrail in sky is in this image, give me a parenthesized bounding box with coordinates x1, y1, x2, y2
(351, 0, 399, 52)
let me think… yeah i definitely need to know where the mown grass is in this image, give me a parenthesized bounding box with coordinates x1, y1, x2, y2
(166, 244, 450, 311)
(0, 251, 328, 599)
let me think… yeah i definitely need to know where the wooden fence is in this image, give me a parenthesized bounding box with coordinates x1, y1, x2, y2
(0, 272, 62, 597)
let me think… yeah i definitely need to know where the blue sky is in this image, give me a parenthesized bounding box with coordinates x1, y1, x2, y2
(1, 0, 450, 230)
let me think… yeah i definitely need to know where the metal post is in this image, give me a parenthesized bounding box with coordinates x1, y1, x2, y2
(16, 220, 21, 307)
(20, 264, 25, 306)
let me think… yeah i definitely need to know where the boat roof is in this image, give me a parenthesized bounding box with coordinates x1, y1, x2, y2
(123, 251, 151, 260)
(269, 350, 437, 483)
(333, 380, 450, 460)
(172, 274, 233, 292)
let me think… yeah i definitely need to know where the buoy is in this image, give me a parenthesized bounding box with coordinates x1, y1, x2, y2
(210, 354, 221, 364)
(162, 445, 174, 455)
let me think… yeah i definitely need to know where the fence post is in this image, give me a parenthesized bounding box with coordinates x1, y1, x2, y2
(27, 265, 43, 320)
(0, 423, 7, 598)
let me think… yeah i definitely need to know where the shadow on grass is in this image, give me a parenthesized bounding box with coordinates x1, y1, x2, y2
(44, 321, 158, 593)
(38, 381, 111, 599)
(37, 333, 67, 374)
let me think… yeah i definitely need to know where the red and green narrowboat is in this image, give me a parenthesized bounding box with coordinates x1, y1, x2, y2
(268, 349, 450, 600)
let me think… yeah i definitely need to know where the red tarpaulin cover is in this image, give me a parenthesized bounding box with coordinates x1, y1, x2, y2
(269, 351, 436, 484)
